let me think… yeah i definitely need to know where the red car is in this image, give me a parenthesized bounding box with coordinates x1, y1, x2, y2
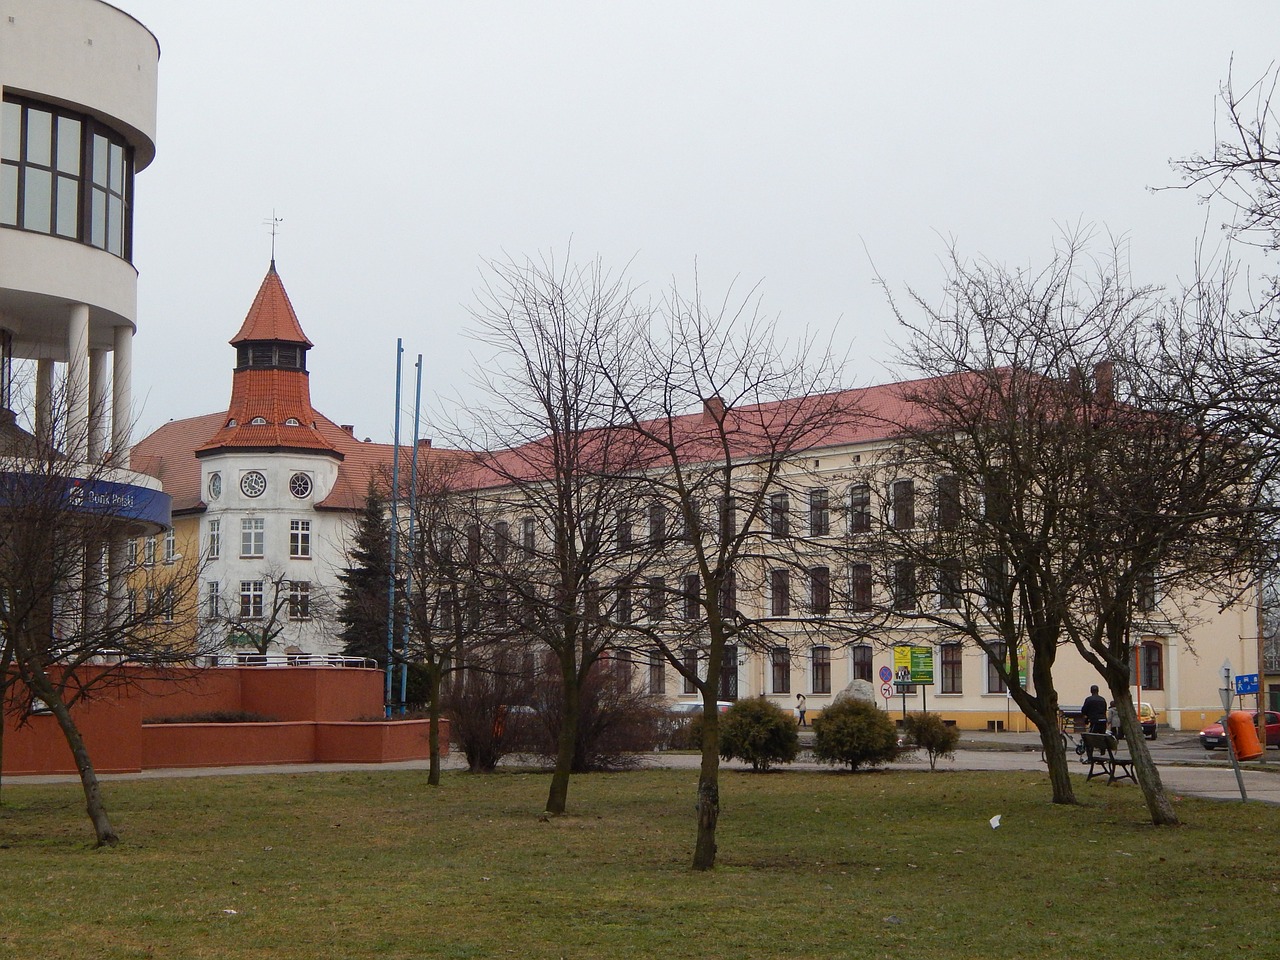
(1199, 711, 1280, 750)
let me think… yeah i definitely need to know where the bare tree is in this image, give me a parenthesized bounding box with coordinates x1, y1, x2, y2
(599, 274, 853, 870)
(213, 564, 330, 658)
(882, 234, 1258, 826)
(450, 253, 649, 815)
(0, 380, 209, 846)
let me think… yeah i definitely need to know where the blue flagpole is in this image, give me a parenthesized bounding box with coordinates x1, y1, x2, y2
(386, 339, 403, 718)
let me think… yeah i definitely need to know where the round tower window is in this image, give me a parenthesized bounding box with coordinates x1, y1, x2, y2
(207, 472, 222, 501)
(240, 471, 267, 498)
(289, 473, 313, 499)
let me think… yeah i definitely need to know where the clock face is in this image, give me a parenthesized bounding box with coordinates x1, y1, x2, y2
(240, 471, 267, 498)
(207, 472, 222, 501)
(289, 472, 313, 499)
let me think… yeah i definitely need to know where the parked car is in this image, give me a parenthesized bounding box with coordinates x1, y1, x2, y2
(1137, 702, 1158, 740)
(1199, 711, 1280, 750)
(667, 700, 733, 716)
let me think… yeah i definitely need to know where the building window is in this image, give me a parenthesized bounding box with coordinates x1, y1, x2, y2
(207, 472, 222, 501)
(848, 563, 871, 613)
(982, 555, 1008, 608)
(809, 488, 830, 536)
(851, 644, 873, 683)
(682, 648, 698, 694)
(809, 566, 831, 615)
(206, 580, 221, 620)
(986, 641, 1008, 694)
(812, 646, 832, 694)
(163, 530, 176, 564)
(241, 518, 265, 558)
(772, 647, 791, 694)
(1, 95, 134, 258)
(891, 479, 915, 530)
(289, 472, 313, 499)
(937, 474, 961, 530)
(646, 576, 666, 622)
(849, 483, 871, 533)
(684, 573, 701, 620)
(289, 581, 311, 621)
(717, 495, 736, 538)
(1139, 641, 1164, 691)
(494, 521, 511, 562)
(239, 580, 264, 619)
(289, 519, 311, 559)
(1136, 568, 1158, 613)
(161, 587, 175, 623)
(941, 643, 963, 694)
(616, 511, 634, 550)
(207, 518, 221, 560)
(938, 558, 962, 610)
(892, 561, 917, 611)
(614, 580, 633, 624)
(649, 502, 666, 544)
(465, 524, 481, 564)
(126, 539, 138, 569)
(648, 648, 666, 695)
(521, 517, 536, 556)
(720, 645, 738, 700)
(719, 569, 737, 618)
(142, 536, 156, 567)
(126, 589, 137, 620)
(770, 569, 790, 617)
(144, 586, 155, 615)
(769, 493, 789, 538)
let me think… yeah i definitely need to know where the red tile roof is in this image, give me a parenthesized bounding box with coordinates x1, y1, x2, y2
(230, 263, 313, 347)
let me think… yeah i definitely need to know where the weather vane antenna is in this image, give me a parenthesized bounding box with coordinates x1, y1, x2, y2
(263, 211, 283, 270)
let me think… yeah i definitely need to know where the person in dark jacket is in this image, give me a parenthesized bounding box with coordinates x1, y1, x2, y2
(1082, 685, 1108, 734)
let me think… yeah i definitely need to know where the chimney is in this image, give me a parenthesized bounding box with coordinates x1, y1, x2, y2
(1093, 361, 1114, 402)
(418, 438, 433, 448)
(703, 396, 726, 423)
(340, 424, 355, 435)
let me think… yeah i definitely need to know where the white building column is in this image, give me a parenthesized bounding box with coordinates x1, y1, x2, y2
(88, 347, 109, 463)
(34, 357, 54, 448)
(112, 324, 133, 468)
(66, 303, 90, 461)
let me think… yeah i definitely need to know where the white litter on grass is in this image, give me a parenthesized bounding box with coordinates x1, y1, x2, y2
(989, 814, 1002, 829)
(222, 909, 238, 915)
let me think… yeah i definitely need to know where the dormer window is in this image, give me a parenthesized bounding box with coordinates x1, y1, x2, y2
(284, 417, 300, 426)
(227, 418, 237, 427)
(250, 417, 267, 426)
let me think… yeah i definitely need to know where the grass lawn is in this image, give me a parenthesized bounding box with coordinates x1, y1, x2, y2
(0, 766, 1274, 959)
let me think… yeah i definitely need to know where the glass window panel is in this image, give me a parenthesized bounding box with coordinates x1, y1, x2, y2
(56, 116, 81, 174)
(92, 134, 108, 186)
(107, 194, 122, 254)
(1, 102, 20, 162)
(109, 142, 124, 193)
(91, 188, 106, 247)
(55, 175, 78, 237)
(23, 167, 51, 232)
(25, 109, 51, 166)
(0, 165, 16, 225)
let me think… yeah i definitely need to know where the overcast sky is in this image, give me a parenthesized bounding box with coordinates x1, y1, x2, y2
(115, 1, 1280, 444)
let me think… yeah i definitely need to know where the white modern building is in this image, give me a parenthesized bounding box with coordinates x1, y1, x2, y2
(0, 1, 168, 526)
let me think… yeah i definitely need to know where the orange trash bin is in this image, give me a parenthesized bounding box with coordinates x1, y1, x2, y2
(1226, 711, 1264, 760)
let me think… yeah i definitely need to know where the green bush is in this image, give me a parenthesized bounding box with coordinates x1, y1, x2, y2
(719, 697, 800, 771)
(811, 697, 900, 771)
(903, 712, 960, 771)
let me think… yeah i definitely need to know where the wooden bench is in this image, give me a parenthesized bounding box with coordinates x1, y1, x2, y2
(1081, 732, 1136, 784)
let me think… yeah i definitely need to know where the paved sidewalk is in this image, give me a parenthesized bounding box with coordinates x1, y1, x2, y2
(12, 729, 1280, 805)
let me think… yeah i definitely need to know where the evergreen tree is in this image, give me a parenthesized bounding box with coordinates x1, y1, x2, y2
(337, 483, 398, 664)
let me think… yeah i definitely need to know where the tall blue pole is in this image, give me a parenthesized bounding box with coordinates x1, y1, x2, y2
(386, 339, 403, 718)
(400, 354, 424, 713)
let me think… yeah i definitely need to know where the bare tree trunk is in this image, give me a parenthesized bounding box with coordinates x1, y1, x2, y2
(1112, 688, 1179, 826)
(427, 663, 442, 787)
(1036, 722, 1076, 804)
(545, 665, 579, 815)
(26, 669, 117, 846)
(692, 703, 720, 871)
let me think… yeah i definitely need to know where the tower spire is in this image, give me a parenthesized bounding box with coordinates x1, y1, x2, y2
(264, 211, 283, 272)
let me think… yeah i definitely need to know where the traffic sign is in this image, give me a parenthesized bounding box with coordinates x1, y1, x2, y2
(1235, 673, 1260, 695)
(879, 682, 893, 700)
(878, 666, 893, 683)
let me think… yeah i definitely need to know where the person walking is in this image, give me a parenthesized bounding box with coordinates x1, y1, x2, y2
(796, 693, 807, 727)
(1082, 685, 1108, 734)
(1107, 700, 1121, 739)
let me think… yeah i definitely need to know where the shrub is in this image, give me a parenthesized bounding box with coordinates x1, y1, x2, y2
(718, 697, 799, 771)
(903, 712, 960, 771)
(811, 698, 900, 771)
(526, 664, 666, 771)
(443, 660, 536, 773)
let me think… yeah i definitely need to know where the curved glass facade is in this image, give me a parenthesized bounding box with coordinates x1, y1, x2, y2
(0, 95, 133, 260)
